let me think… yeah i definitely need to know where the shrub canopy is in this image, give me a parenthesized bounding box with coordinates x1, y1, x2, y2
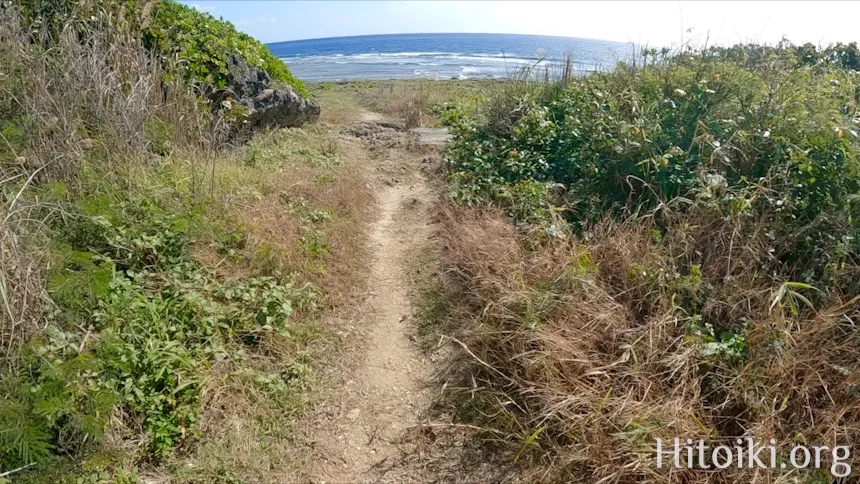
(445, 44, 860, 294)
(144, 0, 310, 97)
(16, 0, 310, 97)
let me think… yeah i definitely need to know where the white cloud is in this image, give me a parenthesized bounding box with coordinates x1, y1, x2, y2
(189, 3, 215, 13)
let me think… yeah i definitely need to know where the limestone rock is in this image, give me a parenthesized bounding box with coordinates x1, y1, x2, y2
(225, 54, 319, 129)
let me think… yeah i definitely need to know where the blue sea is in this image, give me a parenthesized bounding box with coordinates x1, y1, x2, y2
(268, 33, 635, 81)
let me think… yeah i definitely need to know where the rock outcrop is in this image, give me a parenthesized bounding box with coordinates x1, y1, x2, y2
(225, 54, 320, 129)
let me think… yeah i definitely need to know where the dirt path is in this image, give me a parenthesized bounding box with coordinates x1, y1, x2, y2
(305, 115, 439, 483)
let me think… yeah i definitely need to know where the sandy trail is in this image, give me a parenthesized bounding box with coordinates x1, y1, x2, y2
(307, 118, 437, 483)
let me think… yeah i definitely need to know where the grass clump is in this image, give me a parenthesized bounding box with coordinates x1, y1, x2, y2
(438, 43, 860, 482)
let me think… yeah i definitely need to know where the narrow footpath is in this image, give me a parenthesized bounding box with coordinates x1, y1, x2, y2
(306, 113, 444, 483)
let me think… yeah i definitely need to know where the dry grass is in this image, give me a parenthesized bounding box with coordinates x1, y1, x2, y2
(309, 79, 498, 129)
(0, 194, 48, 372)
(436, 203, 860, 482)
(360, 82, 438, 128)
(171, 125, 374, 481)
(1, 10, 217, 181)
(358, 80, 496, 128)
(179, 342, 317, 483)
(318, 98, 363, 126)
(186, 125, 373, 304)
(308, 83, 366, 125)
(0, 7, 215, 368)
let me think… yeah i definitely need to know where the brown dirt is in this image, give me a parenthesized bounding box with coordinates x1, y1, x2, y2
(303, 113, 439, 484)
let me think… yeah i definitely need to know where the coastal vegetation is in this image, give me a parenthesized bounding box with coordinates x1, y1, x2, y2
(4, 0, 860, 479)
(0, 1, 355, 481)
(141, 0, 309, 97)
(18, 0, 309, 97)
(435, 42, 860, 481)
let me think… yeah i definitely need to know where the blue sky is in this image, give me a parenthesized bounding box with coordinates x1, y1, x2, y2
(179, 1, 860, 47)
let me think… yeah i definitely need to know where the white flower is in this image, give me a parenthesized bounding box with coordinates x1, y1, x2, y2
(763, 130, 770, 138)
(674, 88, 686, 96)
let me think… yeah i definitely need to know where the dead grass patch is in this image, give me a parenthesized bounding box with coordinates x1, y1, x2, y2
(361, 82, 439, 128)
(352, 79, 497, 128)
(309, 83, 365, 126)
(435, 203, 860, 483)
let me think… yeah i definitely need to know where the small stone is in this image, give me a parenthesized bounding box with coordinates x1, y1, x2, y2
(347, 408, 361, 421)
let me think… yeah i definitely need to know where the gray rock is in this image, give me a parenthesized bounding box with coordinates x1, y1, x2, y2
(225, 54, 319, 129)
(226, 53, 272, 99)
(410, 127, 452, 146)
(245, 87, 320, 129)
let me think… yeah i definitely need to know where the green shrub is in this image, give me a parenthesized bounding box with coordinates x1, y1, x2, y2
(445, 45, 860, 292)
(15, 0, 310, 98)
(144, 0, 310, 98)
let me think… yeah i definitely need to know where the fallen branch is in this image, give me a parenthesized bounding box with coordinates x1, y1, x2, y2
(0, 462, 36, 478)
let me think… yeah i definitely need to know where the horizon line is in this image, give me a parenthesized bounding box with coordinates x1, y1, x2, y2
(266, 31, 632, 46)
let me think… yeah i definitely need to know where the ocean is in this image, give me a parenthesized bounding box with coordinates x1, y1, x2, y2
(267, 33, 635, 81)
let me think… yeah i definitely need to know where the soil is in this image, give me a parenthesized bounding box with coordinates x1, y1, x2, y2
(304, 115, 437, 484)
